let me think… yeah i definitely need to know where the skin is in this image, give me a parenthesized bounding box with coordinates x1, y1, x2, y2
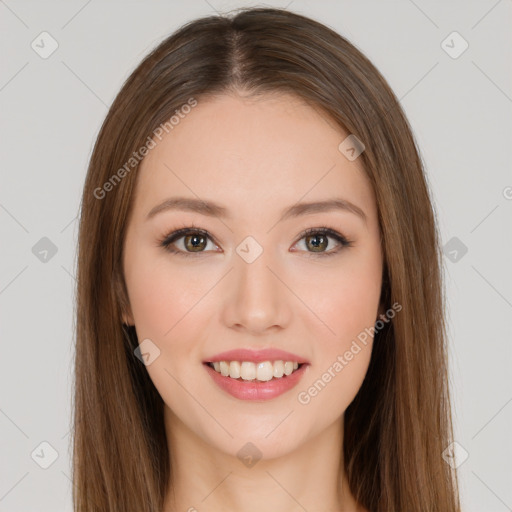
(122, 92, 383, 512)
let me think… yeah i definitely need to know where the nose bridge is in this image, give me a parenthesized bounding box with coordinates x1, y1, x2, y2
(224, 238, 290, 332)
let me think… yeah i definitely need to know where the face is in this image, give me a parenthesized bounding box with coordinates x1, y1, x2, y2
(122, 92, 384, 460)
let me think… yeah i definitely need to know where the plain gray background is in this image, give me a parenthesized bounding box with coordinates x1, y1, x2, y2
(1, 1, 511, 510)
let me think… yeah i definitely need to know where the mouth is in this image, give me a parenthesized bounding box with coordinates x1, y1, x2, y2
(203, 359, 309, 401)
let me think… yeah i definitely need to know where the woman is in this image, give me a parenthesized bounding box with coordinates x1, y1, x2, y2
(72, 7, 461, 511)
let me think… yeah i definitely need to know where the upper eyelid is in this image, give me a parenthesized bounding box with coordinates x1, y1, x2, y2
(163, 227, 217, 244)
(162, 226, 345, 241)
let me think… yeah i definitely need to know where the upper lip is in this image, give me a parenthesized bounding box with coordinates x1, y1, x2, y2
(204, 348, 309, 364)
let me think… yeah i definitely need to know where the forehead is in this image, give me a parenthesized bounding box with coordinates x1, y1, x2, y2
(132, 92, 376, 223)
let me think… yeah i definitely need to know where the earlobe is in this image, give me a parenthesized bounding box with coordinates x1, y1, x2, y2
(121, 299, 135, 326)
(122, 310, 134, 326)
(114, 270, 134, 326)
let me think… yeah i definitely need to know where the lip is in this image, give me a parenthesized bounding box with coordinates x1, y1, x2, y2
(204, 361, 309, 401)
(203, 348, 309, 364)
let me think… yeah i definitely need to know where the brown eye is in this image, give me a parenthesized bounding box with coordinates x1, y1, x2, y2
(183, 233, 207, 252)
(160, 228, 218, 255)
(305, 233, 328, 252)
(292, 227, 352, 257)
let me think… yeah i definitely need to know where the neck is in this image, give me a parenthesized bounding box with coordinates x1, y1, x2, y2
(162, 407, 363, 512)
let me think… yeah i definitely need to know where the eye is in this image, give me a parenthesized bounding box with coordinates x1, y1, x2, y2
(292, 227, 353, 257)
(159, 225, 353, 257)
(159, 227, 219, 256)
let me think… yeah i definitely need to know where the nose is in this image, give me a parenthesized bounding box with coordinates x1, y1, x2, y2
(220, 246, 292, 335)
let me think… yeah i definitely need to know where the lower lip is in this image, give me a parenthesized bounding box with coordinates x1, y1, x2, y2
(203, 363, 309, 401)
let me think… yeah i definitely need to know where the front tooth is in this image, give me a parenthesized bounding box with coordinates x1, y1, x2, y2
(273, 360, 284, 378)
(220, 361, 230, 376)
(256, 361, 274, 381)
(283, 361, 294, 376)
(240, 361, 256, 380)
(229, 361, 241, 379)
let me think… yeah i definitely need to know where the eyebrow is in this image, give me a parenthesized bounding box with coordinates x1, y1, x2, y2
(146, 196, 367, 224)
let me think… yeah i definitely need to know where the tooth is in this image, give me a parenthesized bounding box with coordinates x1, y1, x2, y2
(240, 361, 256, 380)
(273, 360, 284, 378)
(229, 361, 241, 379)
(220, 361, 230, 377)
(210, 360, 301, 379)
(283, 361, 294, 376)
(256, 361, 273, 381)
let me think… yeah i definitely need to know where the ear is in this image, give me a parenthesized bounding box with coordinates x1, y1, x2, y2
(122, 308, 135, 326)
(113, 267, 135, 326)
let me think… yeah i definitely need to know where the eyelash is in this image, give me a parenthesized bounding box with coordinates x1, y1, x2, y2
(158, 224, 353, 258)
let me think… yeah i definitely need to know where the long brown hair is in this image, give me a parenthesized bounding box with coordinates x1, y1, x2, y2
(72, 7, 460, 511)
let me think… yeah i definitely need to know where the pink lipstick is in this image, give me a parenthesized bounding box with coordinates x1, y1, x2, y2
(203, 348, 309, 401)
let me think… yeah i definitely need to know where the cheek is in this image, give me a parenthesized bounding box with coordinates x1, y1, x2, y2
(308, 248, 382, 351)
(296, 343, 372, 431)
(123, 248, 213, 411)
(296, 279, 378, 426)
(124, 247, 210, 339)
(295, 244, 381, 413)
(326, 271, 381, 345)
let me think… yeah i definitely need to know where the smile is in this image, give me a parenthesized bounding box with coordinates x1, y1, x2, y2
(203, 360, 309, 401)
